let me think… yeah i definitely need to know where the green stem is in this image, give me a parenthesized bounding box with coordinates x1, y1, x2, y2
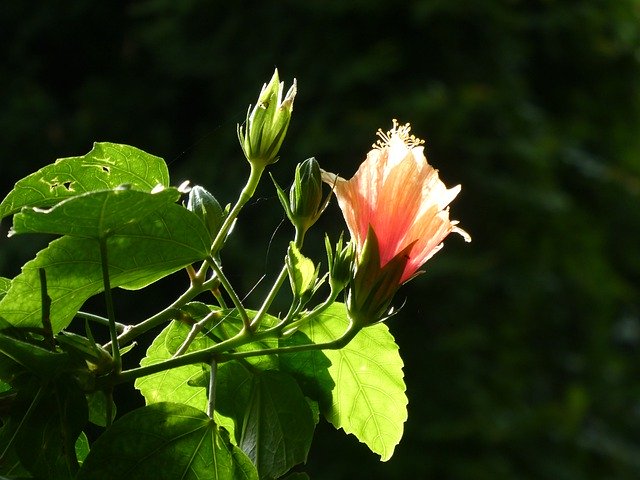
(207, 359, 217, 418)
(220, 320, 361, 361)
(210, 163, 264, 256)
(208, 256, 251, 331)
(250, 226, 306, 331)
(110, 329, 251, 386)
(108, 319, 361, 387)
(99, 238, 121, 373)
(173, 309, 221, 357)
(282, 290, 339, 336)
(111, 275, 217, 348)
(76, 311, 126, 334)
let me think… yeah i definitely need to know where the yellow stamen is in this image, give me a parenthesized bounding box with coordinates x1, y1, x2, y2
(372, 119, 425, 150)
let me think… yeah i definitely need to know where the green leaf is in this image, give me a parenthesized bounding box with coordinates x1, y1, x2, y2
(0, 202, 211, 332)
(75, 432, 90, 465)
(0, 375, 88, 479)
(11, 187, 180, 239)
(76, 402, 258, 480)
(207, 309, 279, 371)
(0, 277, 10, 302)
(135, 321, 213, 410)
(0, 332, 71, 378)
(286, 242, 319, 302)
(278, 330, 334, 408)
(290, 303, 407, 461)
(86, 391, 116, 427)
(134, 320, 235, 435)
(0, 142, 170, 220)
(216, 364, 315, 480)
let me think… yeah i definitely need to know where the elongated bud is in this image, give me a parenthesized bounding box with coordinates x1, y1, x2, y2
(325, 233, 355, 296)
(237, 69, 297, 168)
(346, 227, 410, 326)
(273, 158, 329, 235)
(186, 186, 226, 240)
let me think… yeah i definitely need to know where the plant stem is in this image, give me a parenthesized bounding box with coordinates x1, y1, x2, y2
(76, 311, 126, 334)
(105, 163, 265, 349)
(220, 320, 361, 361)
(110, 276, 217, 348)
(208, 256, 251, 331)
(108, 318, 361, 387)
(110, 329, 250, 386)
(210, 163, 264, 256)
(99, 238, 121, 373)
(250, 226, 306, 331)
(173, 309, 221, 357)
(207, 359, 217, 419)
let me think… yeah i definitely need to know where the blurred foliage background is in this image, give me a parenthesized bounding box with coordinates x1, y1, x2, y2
(2, 1, 640, 478)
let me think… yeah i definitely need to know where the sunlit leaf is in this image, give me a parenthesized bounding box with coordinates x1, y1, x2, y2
(0, 277, 10, 302)
(0, 201, 210, 332)
(0, 142, 170, 219)
(76, 402, 258, 480)
(292, 303, 407, 461)
(134, 320, 235, 435)
(286, 242, 319, 300)
(135, 320, 214, 410)
(11, 187, 180, 239)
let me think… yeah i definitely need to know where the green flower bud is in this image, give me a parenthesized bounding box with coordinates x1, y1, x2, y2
(273, 158, 329, 235)
(325, 233, 355, 295)
(346, 227, 410, 327)
(237, 69, 297, 168)
(186, 186, 226, 240)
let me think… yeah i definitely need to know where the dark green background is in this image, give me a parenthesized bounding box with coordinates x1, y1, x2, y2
(2, 1, 640, 478)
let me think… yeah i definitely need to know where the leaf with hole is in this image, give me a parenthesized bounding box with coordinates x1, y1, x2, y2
(0, 142, 170, 219)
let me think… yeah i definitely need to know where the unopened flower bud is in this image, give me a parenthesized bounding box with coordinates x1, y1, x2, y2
(325, 233, 355, 295)
(186, 185, 226, 240)
(237, 69, 297, 168)
(273, 158, 328, 235)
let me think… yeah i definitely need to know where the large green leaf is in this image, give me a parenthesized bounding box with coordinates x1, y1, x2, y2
(134, 319, 235, 435)
(216, 364, 315, 480)
(11, 187, 180, 239)
(286, 303, 407, 461)
(76, 402, 258, 480)
(135, 320, 214, 410)
(0, 142, 170, 219)
(0, 200, 211, 332)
